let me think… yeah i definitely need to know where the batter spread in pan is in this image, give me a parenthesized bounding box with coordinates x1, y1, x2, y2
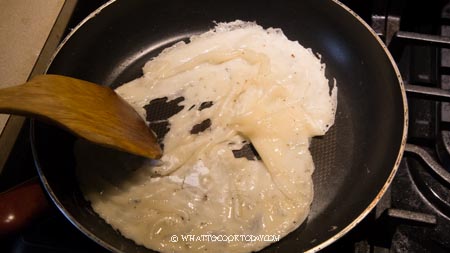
(76, 21, 337, 253)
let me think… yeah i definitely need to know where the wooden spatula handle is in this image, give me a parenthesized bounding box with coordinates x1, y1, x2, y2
(0, 178, 50, 236)
(0, 81, 64, 118)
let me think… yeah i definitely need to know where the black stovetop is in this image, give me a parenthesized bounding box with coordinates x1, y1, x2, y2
(2, 0, 450, 252)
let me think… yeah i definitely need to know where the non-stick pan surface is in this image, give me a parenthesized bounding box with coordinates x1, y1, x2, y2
(31, 0, 407, 252)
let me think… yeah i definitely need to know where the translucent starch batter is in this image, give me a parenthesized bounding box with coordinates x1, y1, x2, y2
(76, 21, 337, 253)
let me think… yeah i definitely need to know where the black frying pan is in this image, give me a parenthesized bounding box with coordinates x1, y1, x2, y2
(31, 0, 407, 252)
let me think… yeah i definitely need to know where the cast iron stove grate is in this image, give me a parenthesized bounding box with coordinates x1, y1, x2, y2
(325, 0, 450, 252)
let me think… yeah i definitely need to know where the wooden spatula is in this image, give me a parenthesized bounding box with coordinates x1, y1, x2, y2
(0, 74, 162, 159)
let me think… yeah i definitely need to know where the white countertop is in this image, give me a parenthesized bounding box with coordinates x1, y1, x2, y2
(0, 0, 75, 171)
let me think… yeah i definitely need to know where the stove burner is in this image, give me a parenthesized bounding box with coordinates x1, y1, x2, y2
(406, 145, 450, 216)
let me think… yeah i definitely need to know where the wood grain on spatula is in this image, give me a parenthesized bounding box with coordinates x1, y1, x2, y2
(0, 74, 162, 159)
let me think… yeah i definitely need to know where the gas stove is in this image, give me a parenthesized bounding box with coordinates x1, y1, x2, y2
(326, 0, 450, 252)
(1, 0, 450, 252)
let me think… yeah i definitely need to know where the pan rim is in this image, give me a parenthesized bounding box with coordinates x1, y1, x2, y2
(36, 0, 409, 252)
(306, 0, 408, 252)
(30, 120, 121, 253)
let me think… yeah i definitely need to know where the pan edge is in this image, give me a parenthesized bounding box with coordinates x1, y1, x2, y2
(305, 0, 408, 252)
(34, 0, 409, 252)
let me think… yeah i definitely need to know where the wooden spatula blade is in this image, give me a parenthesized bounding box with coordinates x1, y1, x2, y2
(0, 74, 162, 159)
